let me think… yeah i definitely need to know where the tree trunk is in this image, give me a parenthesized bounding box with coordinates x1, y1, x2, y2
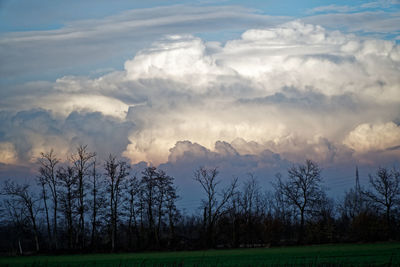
(207, 224, 214, 248)
(140, 203, 144, 248)
(42, 184, 52, 247)
(34, 231, 40, 252)
(79, 175, 85, 248)
(111, 223, 115, 252)
(18, 239, 23, 255)
(113, 197, 118, 252)
(299, 209, 305, 244)
(232, 216, 239, 248)
(156, 201, 163, 248)
(91, 162, 98, 249)
(67, 189, 73, 249)
(53, 198, 58, 250)
(386, 205, 391, 237)
(128, 192, 137, 249)
(128, 212, 132, 249)
(148, 200, 155, 247)
(134, 214, 140, 249)
(29, 207, 40, 252)
(111, 186, 115, 252)
(168, 213, 175, 247)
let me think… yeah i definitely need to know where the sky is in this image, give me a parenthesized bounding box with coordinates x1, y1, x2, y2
(0, 0, 399, 210)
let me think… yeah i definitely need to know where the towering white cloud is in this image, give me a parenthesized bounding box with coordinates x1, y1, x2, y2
(119, 21, 400, 165)
(1, 21, 399, 168)
(344, 122, 400, 153)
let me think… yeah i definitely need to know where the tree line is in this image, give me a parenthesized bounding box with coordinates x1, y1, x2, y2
(1, 145, 399, 254)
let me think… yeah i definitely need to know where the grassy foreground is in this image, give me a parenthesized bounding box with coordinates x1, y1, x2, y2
(1, 243, 400, 266)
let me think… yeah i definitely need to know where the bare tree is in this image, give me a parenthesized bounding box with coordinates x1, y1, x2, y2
(273, 160, 325, 243)
(37, 149, 59, 249)
(124, 174, 140, 249)
(2, 180, 40, 252)
(165, 183, 180, 247)
(89, 159, 106, 249)
(36, 174, 51, 248)
(270, 184, 293, 225)
(194, 166, 238, 248)
(136, 183, 146, 248)
(140, 166, 158, 247)
(340, 166, 366, 219)
(341, 189, 362, 219)
(104, 155, 129, 251)
(137, 167, 179, 248)
(2, 198, 26, 254)
(240, 174, 263, 245)
(226, 191, 241, 248)
(363, 167, 400, 232)
(57, 166, 77, 249)
(154, 170, 175, 248)
(71, 145, 96, 248)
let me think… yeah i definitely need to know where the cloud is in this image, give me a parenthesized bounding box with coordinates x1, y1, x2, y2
(116, 22, 399, 165)
(343, 122, 400, 153)
(1, 2, 399, 83)
(0, 142, 17, 164)
(307, 5, 357, 14)
(168, 141, 211, 163)
(303, 11, 400, 35)
(38, 94, 130, 119)
(308, 1, 400, 15)
(305, 1, 400, 36)
(0, 21, 399, 171)
(361, 0, 400, 9)
(162, 139, 290, 182)
(0, 109, 135, 164)
(124, 35, 231, 91)
(0, 5, 288, 80)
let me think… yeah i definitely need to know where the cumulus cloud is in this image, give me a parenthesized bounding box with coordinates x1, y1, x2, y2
(343, 122, 400, 153)
(164, 140, 290, 178)
(0, 109, 134, 164)
(0, 142, 17, 164)
(1, 21, 399, 171)
(117, 21, 399, 165)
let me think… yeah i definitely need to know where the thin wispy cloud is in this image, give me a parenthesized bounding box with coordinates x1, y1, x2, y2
(0, 5, 288, 79)
(307, 5, 358, 14)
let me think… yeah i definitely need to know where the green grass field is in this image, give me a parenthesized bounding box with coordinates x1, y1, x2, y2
(1, 243, 399, 266)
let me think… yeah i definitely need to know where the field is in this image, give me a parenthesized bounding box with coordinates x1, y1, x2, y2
(1, 243, 400, 266)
